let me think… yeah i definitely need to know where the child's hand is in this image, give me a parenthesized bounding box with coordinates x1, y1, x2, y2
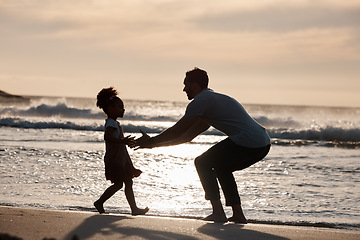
(133, 130, 152, 149)
(123, 135, 136, 147)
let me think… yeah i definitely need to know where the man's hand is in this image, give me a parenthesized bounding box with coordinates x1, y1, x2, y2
(123, 135, 136, 148)
(133, 130, 153, 149)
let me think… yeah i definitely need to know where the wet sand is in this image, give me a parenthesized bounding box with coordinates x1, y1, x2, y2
(0, 206, 359, 240)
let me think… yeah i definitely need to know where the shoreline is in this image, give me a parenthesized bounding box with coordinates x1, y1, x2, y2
(1, 206, 359, 240)
(1, 204, 359, 231)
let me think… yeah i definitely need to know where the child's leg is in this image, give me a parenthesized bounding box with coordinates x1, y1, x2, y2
(94, 182, 123, 213)
(124, 179, 149, 215)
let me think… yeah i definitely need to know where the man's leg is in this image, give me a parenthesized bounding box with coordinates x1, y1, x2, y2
(194, 139, 237, 222)
(194, 154, 220, 201)
(215, 170, 247, 223)
(215, 143, 271, 223)
(194, 153, 227, 222)
(196, 138, 270, 223)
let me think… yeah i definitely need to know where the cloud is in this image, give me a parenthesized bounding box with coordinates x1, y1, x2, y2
(192, 5, 360, 32)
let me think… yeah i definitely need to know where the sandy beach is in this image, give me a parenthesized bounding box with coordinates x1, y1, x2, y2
(0, 206, 359, 240)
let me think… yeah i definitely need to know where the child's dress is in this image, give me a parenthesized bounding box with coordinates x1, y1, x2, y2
(103, 118, 142, 183)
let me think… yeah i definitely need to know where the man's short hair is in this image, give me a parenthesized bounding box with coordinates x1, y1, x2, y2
(185, 67, 209, 89)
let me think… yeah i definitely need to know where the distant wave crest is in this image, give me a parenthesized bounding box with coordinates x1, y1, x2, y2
(0, 103, 103, 119)
(255, 116, 301, 128)
(0, 102, 178, 122)
(0, 117, 103, 131)
(1, 100, 359, 148)
(269, 127, 360, 142)
(1, 117, 359, 147)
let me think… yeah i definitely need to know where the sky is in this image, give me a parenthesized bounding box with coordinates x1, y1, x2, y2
(1, 0, 360, 107)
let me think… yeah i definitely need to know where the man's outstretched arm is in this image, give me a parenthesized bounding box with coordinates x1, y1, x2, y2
(136, 115, 210, 148)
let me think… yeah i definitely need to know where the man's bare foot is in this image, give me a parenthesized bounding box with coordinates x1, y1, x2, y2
(202, 213, 228, 223)
(228, 216, 247, 224)
(131, 207, 149, 216)
(230, 204, 247, 224)
(94, 201, 105, 214)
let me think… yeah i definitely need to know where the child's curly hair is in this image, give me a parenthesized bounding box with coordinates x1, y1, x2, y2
(96, 87, 120, 113)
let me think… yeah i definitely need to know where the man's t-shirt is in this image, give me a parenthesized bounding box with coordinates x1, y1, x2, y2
(185, 89, 270, 148)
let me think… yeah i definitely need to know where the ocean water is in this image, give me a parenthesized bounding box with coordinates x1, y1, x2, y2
(1, 96, 359, 229)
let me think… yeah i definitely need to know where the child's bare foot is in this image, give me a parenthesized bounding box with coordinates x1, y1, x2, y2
(131, 207, 149, 216)
(202, 213, 228, 223)
(228, 216, 247, 224)
(94, 201, 105, 214)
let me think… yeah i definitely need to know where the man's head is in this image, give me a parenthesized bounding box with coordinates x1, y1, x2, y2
(183, 67, 209, 100)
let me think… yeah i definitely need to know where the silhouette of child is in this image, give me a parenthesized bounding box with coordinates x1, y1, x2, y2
(94, 87, 149, 215)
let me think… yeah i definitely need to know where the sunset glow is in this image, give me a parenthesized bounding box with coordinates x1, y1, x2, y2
(1, 0, 359, 107)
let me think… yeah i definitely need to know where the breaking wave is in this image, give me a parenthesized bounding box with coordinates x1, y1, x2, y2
(1, 99, 359, 148)
(1, 117, 359, 148)
(0, 102, 178, 122)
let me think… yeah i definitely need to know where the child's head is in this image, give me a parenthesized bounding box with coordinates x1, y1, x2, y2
(96, 87, 124, 116)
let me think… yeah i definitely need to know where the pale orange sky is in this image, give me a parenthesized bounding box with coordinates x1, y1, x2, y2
(1, 0, 359, 107)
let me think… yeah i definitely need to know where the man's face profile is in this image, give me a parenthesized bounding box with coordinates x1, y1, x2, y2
(183, 78, 196, 100)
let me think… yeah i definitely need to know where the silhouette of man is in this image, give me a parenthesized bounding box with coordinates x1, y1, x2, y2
(136, 67, 271, 223)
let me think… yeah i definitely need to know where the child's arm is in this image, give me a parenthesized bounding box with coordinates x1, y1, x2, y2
(104, 127, 135, 145)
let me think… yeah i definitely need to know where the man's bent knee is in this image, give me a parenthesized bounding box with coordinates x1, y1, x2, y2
(194, 155, 206, 170)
